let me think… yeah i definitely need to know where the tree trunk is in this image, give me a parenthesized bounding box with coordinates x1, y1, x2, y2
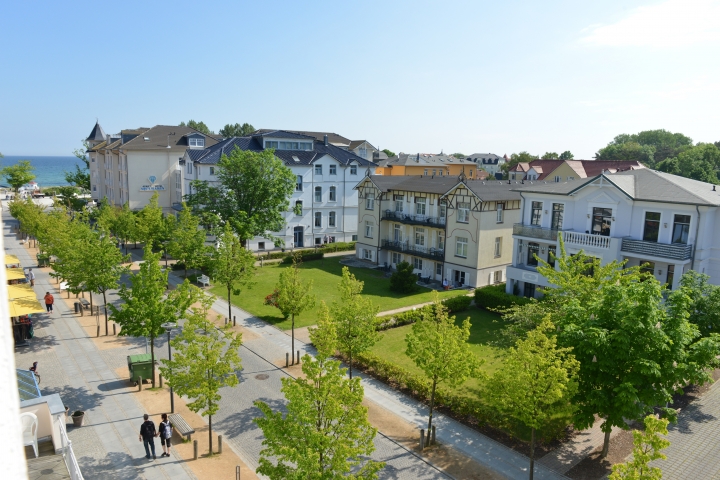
(89, 291, 93, 311)
(102, 290, 108, 336)
(349, 351, 353, 379)
(184, 266, 187, 279)
(600, 428, 611, 458)
(291, 314, 295, 366)
(529, 427, 535, 480)
(227, 286, 232, 326)
(427, 378, 437, 447)
(150, 335, 156, 388)
(209, 413, 213, 455)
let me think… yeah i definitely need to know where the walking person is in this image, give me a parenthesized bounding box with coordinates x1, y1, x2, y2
(27, 268, 35, 287)
(158, 413, 174, 457)
(138, 414, 158, 460)
(44, 292, 54, 313)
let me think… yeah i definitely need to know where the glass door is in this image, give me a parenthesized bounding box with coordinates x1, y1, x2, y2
(591, 207, 612, 236)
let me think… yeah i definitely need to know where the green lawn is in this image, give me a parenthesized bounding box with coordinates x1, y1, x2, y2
(210, 256, 466, 330)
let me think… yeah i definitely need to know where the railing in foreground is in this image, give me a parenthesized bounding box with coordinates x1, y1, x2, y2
(59, 420, 84, 480)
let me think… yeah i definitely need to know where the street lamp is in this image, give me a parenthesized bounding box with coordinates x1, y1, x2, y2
(161, 321, 177, 413)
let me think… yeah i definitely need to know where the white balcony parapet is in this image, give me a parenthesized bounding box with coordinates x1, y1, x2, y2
(563, 231, 610, 249)
(59, 420, 84, 480)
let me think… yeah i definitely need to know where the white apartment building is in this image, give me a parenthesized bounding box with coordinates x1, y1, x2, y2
(465, 153, 507, 177)
(506, 169, 720, 298)
(181, 131, 376, 250)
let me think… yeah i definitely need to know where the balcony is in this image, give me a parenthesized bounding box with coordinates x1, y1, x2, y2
(382, 210, 446, 227)
(563, 231, 612, 249)
(621, 238, 692, 261)
(513, 223, 559, 241)
(381, 240, 444, 261)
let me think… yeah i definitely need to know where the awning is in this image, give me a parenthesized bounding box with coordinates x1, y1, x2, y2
(4, 254, 21, 268)
(7, 283, 36, 299)
(6, 268, 26, 281)
(9, 297, 44, 317)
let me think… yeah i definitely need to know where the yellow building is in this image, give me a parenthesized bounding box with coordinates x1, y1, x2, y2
(375, 153, 489, 180)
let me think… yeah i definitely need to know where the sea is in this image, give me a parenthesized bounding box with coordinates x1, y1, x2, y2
(0, 156, 84, 187)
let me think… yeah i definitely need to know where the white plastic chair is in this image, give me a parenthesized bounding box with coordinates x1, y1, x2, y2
(20, 412, 39, 458)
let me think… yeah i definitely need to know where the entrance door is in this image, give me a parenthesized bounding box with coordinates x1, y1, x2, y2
(454, 270, 466, 287)
(293, 226, 304, 248)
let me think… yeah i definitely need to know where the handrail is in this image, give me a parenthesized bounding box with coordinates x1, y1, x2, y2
(59, 420, 84, 480)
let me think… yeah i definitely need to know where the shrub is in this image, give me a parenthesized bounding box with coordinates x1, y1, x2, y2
(319, 241, 356, 253)
(442, 294, 472, 313)
(474, 283, 532, 310)
(280, 251, 324, 264)
(389, 261, 417, 293)
(376, 295, 471, 331)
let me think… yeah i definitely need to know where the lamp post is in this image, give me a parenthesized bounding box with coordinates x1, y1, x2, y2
(161, 321, 177, 413)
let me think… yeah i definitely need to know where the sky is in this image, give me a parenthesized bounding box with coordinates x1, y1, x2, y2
(1, 0, 719, 158)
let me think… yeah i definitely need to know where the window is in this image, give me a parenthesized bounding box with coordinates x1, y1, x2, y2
(551, 203, 564, 230)
(315, 186, 322, 202)
(567, 176, 575, 181)
(643, 212, 661, 242)
(295, 200, 303, 216)
(363, 249, 372, 260)
(672, 215, 691, 244)
(531, 202, 543, 226)
(666, 265, 675, 289)
(365, 220, 373, 238)
(265, 141, 278, 149)
(554, 175, 561, 182)
(209, 167, 215, 175)
(640, 261, 655, 276)
(189, 137, 205, 147)
(527, 242, 539, 266)
(524, 282, 536, 298)
(439, 170, 443, 176)
(392, 252, 402, 264)
(494, 237, 502, 257)
(424, 169, 428, 176)
(350, 165, 357, 175)
(314, 212, 322, 227)
(92, 185, 97, 191)
(365, 193, 374, 210)
(258, 242, 266, 250)
(454, 270, 466, 286)
(352, 234, 358, 241)
(458, 202, 470, 223)
(415, 198, 426, 216)
(592, 207, 612, 236)
(329, 186, 336, 201)
(440, 204, 446, 218)
(436, 263, 442, 276)
(268, 141, 312, 150)
(175, 173, 181, 190)
(496, 203, 504, 223)
(456, 237, 468, 258)
(437, 232, 445, 250)
(315, 237, 322, 245)
(548, 246, 557, 268)
(329, 165, 337, 175)
(315, 164, 322, 175)
(359, 147, 367, 159)
(394, 224, 402, 242)
(395, 195, 404, 212)
(91, 157, 95, 163)
(415, 227, 425, 246)
(329, 211, 336, 227)
(296, 175, 303, 191)
(413, 257, 423, 270)
(494, 270, 502, 284)
(432, 169, 436, 176)
(186, 162, 193, 174)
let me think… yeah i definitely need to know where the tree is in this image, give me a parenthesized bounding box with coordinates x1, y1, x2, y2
(209, 222, 255, 324)
(1, 160, 35, 194)
(66, 140, 91, 190)
(405, 293, 482, 445)
(110, 248, 198, 388)
(331, 267, 380, 379)
(167, 203, 207, 278)
(271, 255, 315, 365)
(559, 151, 574, 160)
(389, 261, 417, 293)
(135, 192, 165, 250)
(595, 129, 693, 167)
(180, 120, 213, 135)
(219, 122, 255, 138)
(541, 152, 559, 159)
(382, 148, 395, 158)
(184, 147, 297, 245)
(161, 293, 242, 455)
(112, 202, 137, 255)
(657, 143, 720, 184)
(254, 305, 384, 479)
(501, 151, 538, 177)
(451, 152, 465, 159)
(609, 415, 670, 480)
(485, 318, 579, 480)
(668, 270, 720, 337)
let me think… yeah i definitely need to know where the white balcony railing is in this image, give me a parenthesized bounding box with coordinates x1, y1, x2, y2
(563, 231, 611, 249)
(59, 420, 84, 480)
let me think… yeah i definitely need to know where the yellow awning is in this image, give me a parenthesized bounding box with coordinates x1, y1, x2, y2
(6, 268, 26, 281)
(9, 297, 44, 317)
(7, 283, 36, 300)
(5, 254, 21, 267)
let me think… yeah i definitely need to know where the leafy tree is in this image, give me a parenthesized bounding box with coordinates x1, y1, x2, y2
(501, 151, 539, 177)
(254, 306, 384, 479)
(331, 267, 379, 378)
(167, 203, 207, 278)
(609, 415, 670, 480)
(451, 152, 465, 159)
(485, 318, 579, 480)
(559, 151, 574, 160)
(52, 186, 85, 211)
(185, 148, 297, 245)
(209, 223, 255, 324)
(161, 293, 242, 455)
(271, 255, 315, 365)
(135, 192, 165, 250)
(389, 261, 417, 293)
(66, 140, 91, 190)
(180, 119, 213, 135)
(668, 271, 720, 337)
(541, 152, 559, 159)
(219, 122, 255, 138)
(405, 293, 482, 445)
(381, 148, 395, 158)
(110, 248, 198, 387)
(1, 160, 35, 194)
(657, 143, 720, 184)
(112, 202, 137, 254)
(595, 129, 693, 167)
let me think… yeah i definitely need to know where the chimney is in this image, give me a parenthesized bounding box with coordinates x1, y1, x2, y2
(106, 134, 110, 145)
(324, 135, 328, 146)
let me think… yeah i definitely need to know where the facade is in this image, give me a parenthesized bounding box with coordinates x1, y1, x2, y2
(182, 131, 376, 250)
(464, 153, 507, 176)
(255, 129, 380, 162)
(355, 175, 521, 288)
(86, 122, 220, 214)
(375, 153, 489, 179)
(506, 169, 720, 298)
(508, 159, 644, 182)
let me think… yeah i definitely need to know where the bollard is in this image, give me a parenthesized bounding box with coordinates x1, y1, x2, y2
(113, 324, 116, 335)
(297, 350, 300, 365)
(138, 377, 143, 391)
(236, 466, 241, 480)
(218, 434, 223, 454)
(193, 440, 198, 460)
(159, 375, 163, 388)
(96, 326, 100, 337)
(420, 429, 425, 450)
(286, 353, 289, 368)
(233, 316, 236, 327)
(432, 425, 436, 445)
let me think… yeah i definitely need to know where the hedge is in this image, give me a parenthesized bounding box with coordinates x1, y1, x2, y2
(375, 295, 473, 331)
(319, 241, 356, 253)
(474, 283, 532, 311)
(442, 294, 472, 313)
(280, 251, 324, 264)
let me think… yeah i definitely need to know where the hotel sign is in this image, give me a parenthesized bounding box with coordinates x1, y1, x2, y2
(139, 175, 165, 191)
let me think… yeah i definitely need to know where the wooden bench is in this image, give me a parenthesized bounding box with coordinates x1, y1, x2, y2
(197, 275, 210, 288)
(79, 298, 90, 309)
(168, 413, 195, 442)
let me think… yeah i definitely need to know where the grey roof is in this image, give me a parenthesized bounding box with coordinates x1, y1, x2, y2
(189, 134, 374, 167)
(255, 129, 352, 146)
(119, 125, 220, 151)
(381, 153, 477, 167)
(349, 140, 376, 151)
(514, 169, 720, 206)
(86, 121, 106, 142)
(359, 175, 524, 201)
(252, 130, 316, 140)
(465, 153, 503, 165)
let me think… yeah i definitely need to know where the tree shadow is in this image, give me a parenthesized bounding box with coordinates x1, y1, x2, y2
(97, 379, 133, 392)
(670, 402, 717, 434)
(77, 451, 149, 480)
(219, 397, 287, 440)
(42, 384, 103, 413)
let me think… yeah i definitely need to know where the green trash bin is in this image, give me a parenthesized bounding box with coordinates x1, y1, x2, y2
(127, 353, 153, 385)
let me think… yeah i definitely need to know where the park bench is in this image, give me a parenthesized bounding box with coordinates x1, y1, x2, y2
(197, 274, 210, 288)
(168, 413, 195, 442)
(79, 298, 90, 309)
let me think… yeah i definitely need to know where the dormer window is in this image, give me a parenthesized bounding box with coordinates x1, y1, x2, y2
(264, 140, 312, 151)
(189, 137, 205, 148)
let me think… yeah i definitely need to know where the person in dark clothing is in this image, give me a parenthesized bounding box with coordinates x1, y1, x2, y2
(158, 413, 174, 457)
(138, 413, 158, 459)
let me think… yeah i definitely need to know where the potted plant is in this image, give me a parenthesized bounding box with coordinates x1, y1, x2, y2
(71, 410, 85, 427)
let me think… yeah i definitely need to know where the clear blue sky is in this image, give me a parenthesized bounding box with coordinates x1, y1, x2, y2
(1, 0, 718, 158)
